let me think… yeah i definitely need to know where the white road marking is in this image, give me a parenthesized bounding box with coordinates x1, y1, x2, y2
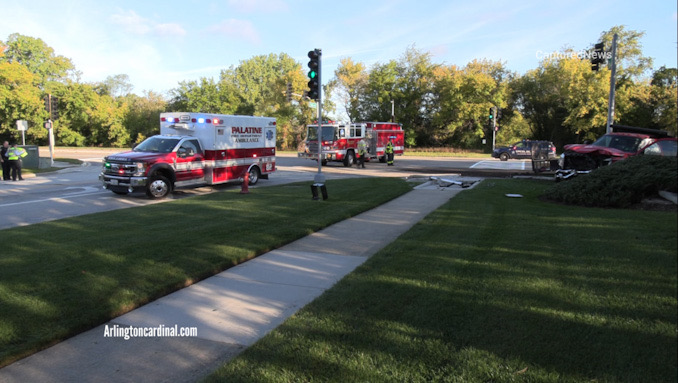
(0, 189, 108, 208)
(470, 160, 529, 170)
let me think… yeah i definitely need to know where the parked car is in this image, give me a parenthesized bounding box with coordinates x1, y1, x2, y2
(638, 138, 677, 157)
(555, 125, 672, 181)
(492, 140, 557, 161)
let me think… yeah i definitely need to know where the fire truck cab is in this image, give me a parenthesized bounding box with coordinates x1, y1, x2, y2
(298, 121, 404, 166)
(100, 113, 276, 198)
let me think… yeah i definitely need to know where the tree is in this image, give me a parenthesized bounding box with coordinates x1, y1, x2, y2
(123, 92, 167, 144)
(343, 47, 438, 146)
(649, 67, 678, 135)
(598, 26, 653, 83)
(328, 58, 367, 122)
(617, 67, 677, 135)
(0, 33, 75, 86)
(0, 61, 43, 142)
(513, 48, 610, 148)
(431, 59, 510, 148)
(99, 74, 134, 98)
(168, 78, 232, 113)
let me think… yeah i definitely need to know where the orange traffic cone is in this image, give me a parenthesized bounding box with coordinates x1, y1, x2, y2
(240, 170, 249, 194)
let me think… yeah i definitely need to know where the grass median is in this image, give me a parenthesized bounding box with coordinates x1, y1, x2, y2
(0, 177, 412, 367)
(207, 179, 677, 382)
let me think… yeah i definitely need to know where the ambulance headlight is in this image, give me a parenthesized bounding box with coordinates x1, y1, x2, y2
(133, 162, 146, 176)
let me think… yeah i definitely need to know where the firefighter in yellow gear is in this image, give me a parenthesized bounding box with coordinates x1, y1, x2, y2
(7, 143, 28, 181)
(356, 139, 367, 168)
(385, 140, 395, 166)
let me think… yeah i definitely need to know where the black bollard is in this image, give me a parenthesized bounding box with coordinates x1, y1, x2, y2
(311, 183, 328, 200)
(311, 183, 319, 200)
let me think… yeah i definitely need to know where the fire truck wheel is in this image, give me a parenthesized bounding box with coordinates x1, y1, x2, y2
(343, 151, 355, 167)
(379, 156, 386, 163)
(146, 175, 172, 199)
(321, 160, 327, 166)
(248, 167, 260, 185)
(112, 191, 128, 195)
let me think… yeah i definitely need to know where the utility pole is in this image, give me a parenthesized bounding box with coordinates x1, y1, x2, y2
(606, 33, 618, 134)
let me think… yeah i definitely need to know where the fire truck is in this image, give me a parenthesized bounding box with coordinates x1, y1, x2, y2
(298, 121, 404, 166)
(100, 113, 276, 198)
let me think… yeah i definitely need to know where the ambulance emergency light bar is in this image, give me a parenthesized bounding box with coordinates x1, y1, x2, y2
(161, 117, 223, 124)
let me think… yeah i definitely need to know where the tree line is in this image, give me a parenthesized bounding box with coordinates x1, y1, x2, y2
(0, 25, 675, 151)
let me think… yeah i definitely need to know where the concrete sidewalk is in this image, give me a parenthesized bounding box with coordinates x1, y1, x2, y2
(0, 178, 481, 383)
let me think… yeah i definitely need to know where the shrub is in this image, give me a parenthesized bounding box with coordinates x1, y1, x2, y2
(545, 155, 677, 208)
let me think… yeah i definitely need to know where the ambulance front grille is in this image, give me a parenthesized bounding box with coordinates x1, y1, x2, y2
(104, 162, 137, 176)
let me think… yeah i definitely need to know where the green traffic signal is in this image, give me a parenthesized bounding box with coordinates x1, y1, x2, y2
(307, 49, 321, 101)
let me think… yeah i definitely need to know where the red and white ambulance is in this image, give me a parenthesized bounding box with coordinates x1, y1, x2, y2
(298, 121, 404, 166)
(100, 113, 276, 198)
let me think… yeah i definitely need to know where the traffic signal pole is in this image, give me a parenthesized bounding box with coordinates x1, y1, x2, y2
(315, 56, 324, 186)
(307, 49, 326, 199)
(606, 33, 618, 134)
(489, 106, 497, 151)
(43, 94, 56, 166)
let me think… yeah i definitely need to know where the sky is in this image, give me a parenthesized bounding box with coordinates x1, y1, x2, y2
(1, 0, 676, 100)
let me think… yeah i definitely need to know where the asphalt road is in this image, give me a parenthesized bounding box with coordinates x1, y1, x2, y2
(0, 149, 534, 230)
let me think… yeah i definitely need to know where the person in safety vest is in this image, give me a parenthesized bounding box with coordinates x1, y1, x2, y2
(386, 139, 395, 166)
(356, 138, 367, 168)
(7, 143, 28, 181)
(1, 141, 10, 181)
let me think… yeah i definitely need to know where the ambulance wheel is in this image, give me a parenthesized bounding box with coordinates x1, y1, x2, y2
(343, 151, 355, 167)
(146, 175, 171, 199)
(248, 167, 260, 185)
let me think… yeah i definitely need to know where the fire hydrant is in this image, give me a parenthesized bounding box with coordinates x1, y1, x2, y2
(240, 170, 249, 194)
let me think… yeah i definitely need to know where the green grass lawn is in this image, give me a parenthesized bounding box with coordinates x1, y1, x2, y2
(207, 179, 677, 382)
(0, 178, 412, 367)
(22, 158, 83, 174)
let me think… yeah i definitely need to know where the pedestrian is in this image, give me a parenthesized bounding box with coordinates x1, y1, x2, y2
(7, 142, 28, 181)
(386, 139, 395, 166)
(356, 138, 367, 168)
(0, 141, 10, 181)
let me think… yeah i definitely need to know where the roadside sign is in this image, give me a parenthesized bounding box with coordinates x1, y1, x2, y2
(16, 120, 28, 131)
(309, 102, 317, 108)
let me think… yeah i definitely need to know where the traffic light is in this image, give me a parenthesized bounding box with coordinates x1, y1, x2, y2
(50, 96, 59, 120)
(591, 42, 605, 71)
(488, 106, 496, 129)
(307, 49, 321, 101)
(44, 95, 51, 115)
(286, 82, 292, 102)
